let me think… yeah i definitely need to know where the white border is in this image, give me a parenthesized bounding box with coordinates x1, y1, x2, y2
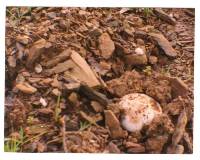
(1, 1, 199, 160)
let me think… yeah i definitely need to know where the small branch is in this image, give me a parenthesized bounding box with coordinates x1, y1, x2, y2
(61, 116, 68, 153)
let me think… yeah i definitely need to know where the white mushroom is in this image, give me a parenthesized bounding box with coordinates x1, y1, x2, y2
(119, 93, 162, 132)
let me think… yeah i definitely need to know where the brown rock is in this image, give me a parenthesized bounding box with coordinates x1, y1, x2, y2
(80, 111, 102, 124)
(145, 79, 172, 104)
(98, 33, 115, 59)
(163, 96, 193, 120)
(136, 39, 145, 45)
(183, 132, 193, 153)
(169, 77, 189, 98)
(68, 92, 79, 106)
(104, 110, 127, 139)
(37, 108, 53, 115)
(16, 35, 30, 45)
(125, 47, 147, 66)
(91, 101, 104, 113)
(148, 32, 177, 57)
(153, 8, 176, 25)
(145, 114, 174, 136)
(89, 28, 102, 37)
(27, 77, 41, 83)
(145, 135, 168, 153)
(104, 142, 121, 153)
(52, 88, 61, 96)
(8, 55, 17, 68)
(26, 39, 51, 69)
(149, 56, 158, 64)
(167, 145, 184, 154)
(64, 82, 80, 91)
(47, 50, 101, 87)
(51, 75, 62, 89)
(106, 71, 144, 97)
(16, 82, 37, 94)
(43, 49, 71, 68)
(40, 78, 53, 85)
(126, 143, 145, 153)
(171, 110, 187, 146)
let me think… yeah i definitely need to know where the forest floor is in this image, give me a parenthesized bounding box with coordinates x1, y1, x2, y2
(5, 7, 194, 153)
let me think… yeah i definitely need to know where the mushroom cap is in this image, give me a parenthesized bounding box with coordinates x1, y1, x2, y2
(119, 93, 162, 132)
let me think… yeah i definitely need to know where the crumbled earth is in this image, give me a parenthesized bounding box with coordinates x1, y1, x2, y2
(5, 7, 194, 153)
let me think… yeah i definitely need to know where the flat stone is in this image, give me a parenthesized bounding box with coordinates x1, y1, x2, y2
(46, 50, 101, 88)
(91, 101, 104, 113)
(98, 33, 115, 59)
(148, 32, 177, 57)
(169, 77, 189, 98)
(104, 110, 127, 139)
(26, 39, 51, 69)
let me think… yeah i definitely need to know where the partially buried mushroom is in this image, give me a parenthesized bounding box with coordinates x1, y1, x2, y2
(119, 93, 162, 132)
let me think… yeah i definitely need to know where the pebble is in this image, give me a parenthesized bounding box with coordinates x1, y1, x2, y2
(35, 63, 43, 73)
(52, 88, 61, 96)
(40, 97, 48, 107)
(16, 82, 37, 94)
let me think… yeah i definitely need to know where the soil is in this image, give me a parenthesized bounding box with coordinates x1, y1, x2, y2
(5, 7, 194, 153)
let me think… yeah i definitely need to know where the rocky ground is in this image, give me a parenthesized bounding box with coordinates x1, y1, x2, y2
(5, 7, 194, 153)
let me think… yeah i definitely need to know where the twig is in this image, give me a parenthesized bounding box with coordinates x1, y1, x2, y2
(61, 116, 68, 152)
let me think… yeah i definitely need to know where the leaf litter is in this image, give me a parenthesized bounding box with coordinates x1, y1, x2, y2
(5, 7, 194, 153)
